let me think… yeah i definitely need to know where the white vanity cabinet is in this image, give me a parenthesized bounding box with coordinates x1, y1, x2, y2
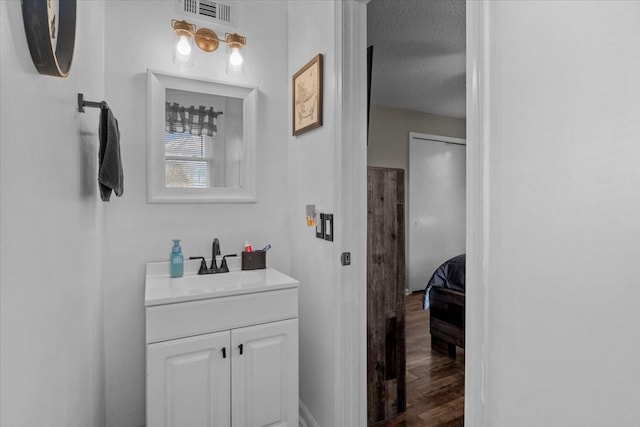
(147, 330, 232, 427)
(144, 265, 299, 427)
(231, 319, 298, 427)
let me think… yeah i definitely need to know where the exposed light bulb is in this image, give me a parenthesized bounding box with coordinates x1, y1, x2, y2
(229, 47, 243, 66)
(176, 35, 192, 56)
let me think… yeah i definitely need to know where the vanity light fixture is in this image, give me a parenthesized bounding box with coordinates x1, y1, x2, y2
(172, 20, 196, 65)
(171, 19, 246, 75)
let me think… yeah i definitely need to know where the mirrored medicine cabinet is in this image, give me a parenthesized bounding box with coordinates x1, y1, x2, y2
(147, 69, 258, 203)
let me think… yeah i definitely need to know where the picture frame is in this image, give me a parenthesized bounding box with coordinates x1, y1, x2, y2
(292, 54, 323, 136)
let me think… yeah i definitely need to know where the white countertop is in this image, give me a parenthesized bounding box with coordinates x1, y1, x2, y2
(144, 260, 299, 307)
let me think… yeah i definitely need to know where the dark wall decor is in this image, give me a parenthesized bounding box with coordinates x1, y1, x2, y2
(22, 0, 77, 77)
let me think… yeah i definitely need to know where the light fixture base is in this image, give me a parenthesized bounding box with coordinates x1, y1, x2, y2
(225, 33, 246, 49)
(172, 19, 195, 38)
(195, 28, 220, 52)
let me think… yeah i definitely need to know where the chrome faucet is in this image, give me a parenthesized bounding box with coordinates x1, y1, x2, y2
(189, 238, 237, 275)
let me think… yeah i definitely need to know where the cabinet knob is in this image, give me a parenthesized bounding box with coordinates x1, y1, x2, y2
(222, 347, 226, 359)
(238, 344, 244, 355)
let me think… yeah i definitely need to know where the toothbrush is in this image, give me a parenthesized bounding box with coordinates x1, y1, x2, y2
(261, 244, 271, 252)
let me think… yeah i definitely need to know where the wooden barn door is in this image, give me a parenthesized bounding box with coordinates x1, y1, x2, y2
(367, 167, 406, 426)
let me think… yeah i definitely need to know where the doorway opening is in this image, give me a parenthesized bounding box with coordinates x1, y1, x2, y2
(366, 1, 467, 425)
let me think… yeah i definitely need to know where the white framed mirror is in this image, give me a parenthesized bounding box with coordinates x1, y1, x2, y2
(147, 69, 258, 203)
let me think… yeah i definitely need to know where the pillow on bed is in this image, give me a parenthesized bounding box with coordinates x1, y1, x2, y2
(423, 254, 465, 310)
(427, 253, 466, 292)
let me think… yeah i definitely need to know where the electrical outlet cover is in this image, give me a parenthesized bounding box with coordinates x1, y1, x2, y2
(341, 252, 351, 266)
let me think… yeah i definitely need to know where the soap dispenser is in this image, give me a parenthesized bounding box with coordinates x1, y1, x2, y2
(170, 239, 184, 278)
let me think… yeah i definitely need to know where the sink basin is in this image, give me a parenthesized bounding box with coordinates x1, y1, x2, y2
(145, 264, 300, 306)
(180, 270, 262, 291)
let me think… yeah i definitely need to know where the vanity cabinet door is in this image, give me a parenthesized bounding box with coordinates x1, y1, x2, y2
(231, 319, 299, 427)
(147, 331, 231, 427)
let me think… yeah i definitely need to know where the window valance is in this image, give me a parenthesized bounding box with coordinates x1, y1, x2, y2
(165, 102, 223, 137)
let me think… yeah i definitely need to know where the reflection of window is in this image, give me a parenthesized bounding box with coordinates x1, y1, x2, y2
(164, 131, 211, 188)
(147, 71, 257, 203)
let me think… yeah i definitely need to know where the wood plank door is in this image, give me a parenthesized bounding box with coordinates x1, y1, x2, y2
(367, 167, 406, 426)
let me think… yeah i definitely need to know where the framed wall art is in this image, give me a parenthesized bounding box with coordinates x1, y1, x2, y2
(292, 54, 323, 136)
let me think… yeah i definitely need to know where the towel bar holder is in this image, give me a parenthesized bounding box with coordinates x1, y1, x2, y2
(78, 93, 108, 113)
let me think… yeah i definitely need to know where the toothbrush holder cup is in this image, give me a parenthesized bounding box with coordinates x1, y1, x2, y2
(241, 250, 266, 270)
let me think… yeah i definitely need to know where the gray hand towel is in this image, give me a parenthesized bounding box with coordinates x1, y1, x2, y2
(99, 107, 124, 201)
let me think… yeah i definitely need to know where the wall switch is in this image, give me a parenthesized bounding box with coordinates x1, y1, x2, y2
(324, 214, 334, 241)
(341, 252, 351, 266)
(316, 213, 325, 239)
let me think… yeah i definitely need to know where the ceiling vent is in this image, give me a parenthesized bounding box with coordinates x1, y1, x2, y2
(176, 0, 236, 28)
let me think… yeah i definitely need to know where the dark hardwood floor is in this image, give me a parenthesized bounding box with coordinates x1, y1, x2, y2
(389, 291, 465, 427)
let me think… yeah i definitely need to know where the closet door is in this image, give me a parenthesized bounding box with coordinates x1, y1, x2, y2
(408, 133, 466, 292)
(367, 167, 406, 426)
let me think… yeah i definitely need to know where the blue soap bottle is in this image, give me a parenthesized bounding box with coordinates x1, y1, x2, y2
(170, 239, 184, 278)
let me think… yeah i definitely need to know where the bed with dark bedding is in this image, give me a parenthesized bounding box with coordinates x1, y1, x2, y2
(423, 254, 465, 358)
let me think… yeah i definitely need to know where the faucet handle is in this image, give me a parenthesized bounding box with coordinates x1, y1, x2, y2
(189, 256, 208, 274)
(220, 253, 238, 271)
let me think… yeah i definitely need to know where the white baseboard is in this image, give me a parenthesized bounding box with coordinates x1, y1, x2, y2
(299, 400, 320, 427)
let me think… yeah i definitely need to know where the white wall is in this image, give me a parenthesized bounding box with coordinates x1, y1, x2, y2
(0, 2, 106, 426)
(287, 2, 368, 425)
(474, 2, 640, 425)
(102, 2, 290, 426)
(287, 2, 340, 425)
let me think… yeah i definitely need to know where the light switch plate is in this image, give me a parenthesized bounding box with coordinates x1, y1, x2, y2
(324, 214, 334, 241)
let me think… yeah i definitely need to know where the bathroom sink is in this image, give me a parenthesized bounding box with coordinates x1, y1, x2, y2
(144, 265, 300, 306)
(181, 270, 262, 291)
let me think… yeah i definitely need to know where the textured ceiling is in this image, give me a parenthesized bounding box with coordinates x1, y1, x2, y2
(367, 0, 466, 118)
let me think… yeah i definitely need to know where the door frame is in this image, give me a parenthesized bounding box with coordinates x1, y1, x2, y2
(335, 1, 369, 426)
(410, 132, 467, 146)
(463, 1, 488, 425)
(345, 1, 486, 426)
